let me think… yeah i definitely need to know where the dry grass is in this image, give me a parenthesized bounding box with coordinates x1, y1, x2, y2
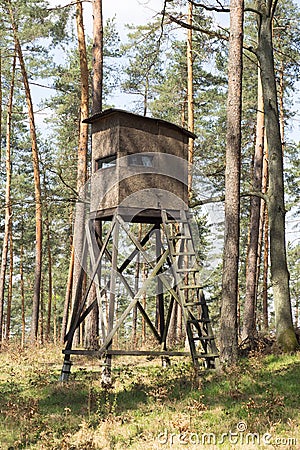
(0, 342, 299, 449)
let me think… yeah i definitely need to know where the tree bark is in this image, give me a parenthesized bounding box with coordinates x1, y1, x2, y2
(0, 50, 2, 161)
(45, 213, 53, 341)
(256, 0, 298, 350)
(20, 227, 26, 349)
(5, 231, 13, 341)
(8, 2, 43, 342)
(92, 0, 103, 114)
(242, 68, 264, 341)
(61, 245, 74, 343)
(220, 0, 244, 365)
(187, 1, 194, 198)
(0, 52, 15, 342)
(69, 0, 90, 347)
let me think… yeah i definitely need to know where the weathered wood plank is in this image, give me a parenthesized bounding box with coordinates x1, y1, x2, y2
(62, 349, 219, 358)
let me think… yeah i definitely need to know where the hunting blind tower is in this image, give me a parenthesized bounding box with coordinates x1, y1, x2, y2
(61, 109, 218, 381)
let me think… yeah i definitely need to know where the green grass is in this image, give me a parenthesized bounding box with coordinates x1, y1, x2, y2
(0, 344, 299, 449)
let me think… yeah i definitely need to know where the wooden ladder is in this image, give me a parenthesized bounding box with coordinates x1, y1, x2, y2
(161, 209, 218, 370)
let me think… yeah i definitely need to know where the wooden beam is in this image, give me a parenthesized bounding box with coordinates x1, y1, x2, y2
(97, 248, 169, 354)
(64, 217, 116, 344)
(117, 215, 183, 308)
(63, 349, 219, 358)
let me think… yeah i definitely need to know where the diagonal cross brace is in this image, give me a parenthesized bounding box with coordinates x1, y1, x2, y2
(117, 215, 183, 307)
(97, 247, 169, 354)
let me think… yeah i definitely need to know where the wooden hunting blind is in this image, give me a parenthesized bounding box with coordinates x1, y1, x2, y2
(87, 108, 191, 219)
(61, 109, 218, 382)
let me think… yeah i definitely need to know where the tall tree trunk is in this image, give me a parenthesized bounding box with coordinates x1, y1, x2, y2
(0, 52, 15, 342)
(0, 49, 2, 161)
(262, 204, 269, 329)
(5, 231, 13, 341)
(278, 60, 285, 150)
(20, 228, 26, 349)
(242, 68, 264, 341)
(187, 1, 194, 198)
(8, 2, 43, 342)
(220, 0, 244, 365)
(260, 136, 269, 331)
(92, 0, 103, 114)
(70, 0, 90, 347)
(46, 213, 53, 341)
(61, 246, 74, 343)
(256, 0, 298, 350)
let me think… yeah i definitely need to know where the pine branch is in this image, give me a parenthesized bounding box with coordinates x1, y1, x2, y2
(167, 13, 229, 41)
(167, 13, 257, 54)
(187, 0, 230, 13)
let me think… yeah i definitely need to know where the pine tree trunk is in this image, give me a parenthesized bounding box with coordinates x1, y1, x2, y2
(92, 0, 103, 114)
(187, 1, 194, 198)
(220, 0, 244, 365)
(262, 205, 269, 330)
(46, 214, 53, 341)
(61, 246, 74, 343)
(5, 228, 13, 341)
(260, 137, 269, 331)
(0, 52, 15, 342)
(242, 69, 264, 341)
(256, 1, 298, 351)
(0, 49, 2, 161)
(20, 221, 25, 348)
(69, 0, 90, 347)
(8, 3, 43, 342)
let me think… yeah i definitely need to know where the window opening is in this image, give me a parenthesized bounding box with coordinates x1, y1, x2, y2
(96, 155, 117, 170)
(128, 154, 154, 167)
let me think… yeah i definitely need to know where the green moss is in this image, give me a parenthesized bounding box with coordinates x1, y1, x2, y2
(277, 326, 300, 352)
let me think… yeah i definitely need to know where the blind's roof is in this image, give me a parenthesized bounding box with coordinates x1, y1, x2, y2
(83, 108, 197, 140)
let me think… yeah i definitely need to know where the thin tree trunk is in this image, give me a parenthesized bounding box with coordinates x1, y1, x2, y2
(46, 214, 53, 340)
(92, 0, 103, 114)
(187, 1, 194, 198)
(220, 0, 244, 365)
(6, 230, 13, 341)
(20, 220, 26, 348)
(40, 276, 44, 345)
(278, 60, 285, 150)
(8, 2, 43, 342)
(0, 52, 15, 342)
(0, 49, 2, 161)
(260, 135, 269, 331)
(242, 68, 264, 341)
(256, 0, 298, 350)
(262, 205, 269, 330)
(61, 246, 74, 343)
(70, 0, 90, 347)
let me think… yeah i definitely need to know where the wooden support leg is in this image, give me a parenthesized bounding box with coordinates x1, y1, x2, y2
(102, 220, 119, 387)
(60, 356, 72, 382)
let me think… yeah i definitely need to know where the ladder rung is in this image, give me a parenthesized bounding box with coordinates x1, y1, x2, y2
(184, 301, 207, 307)
(193, 336, 215, 341)
(188, 318, 211, 324)
(179, 285, 204, 290)
(165, 219, 189, 224)
(172, 252, 194, 256)
(169, 235, 192, 240)
(195, 353, 219, 358)
(176, 268, 198, 273)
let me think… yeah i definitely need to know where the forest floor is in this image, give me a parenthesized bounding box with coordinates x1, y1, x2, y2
(0, 343, 299, 449)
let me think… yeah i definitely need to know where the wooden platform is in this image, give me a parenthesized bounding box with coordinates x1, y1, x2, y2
(62, 349, 219, 359)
